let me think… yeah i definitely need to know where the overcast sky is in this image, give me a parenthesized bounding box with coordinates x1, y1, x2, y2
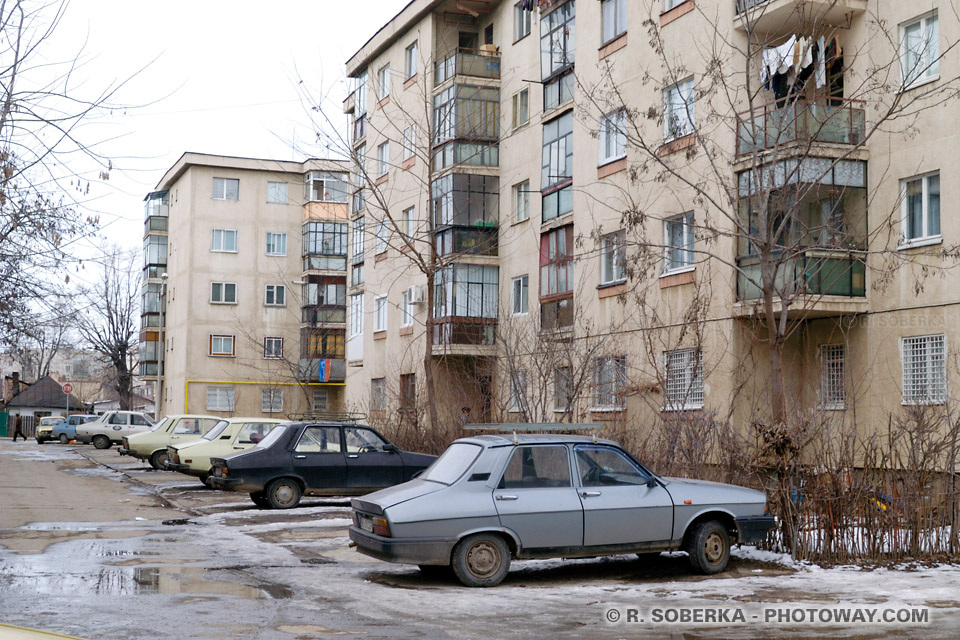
(47, 0, 408, 284)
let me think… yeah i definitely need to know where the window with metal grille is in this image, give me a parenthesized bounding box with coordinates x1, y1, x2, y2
(901, 334, 946, 404)
(261, 389, 283, 413)
(206, 386, 235, 411)
(819, 344, 845, 410)
(312, 389, 329, 412)
(594, 356, 625, 409)
(664, 348, 704, 409)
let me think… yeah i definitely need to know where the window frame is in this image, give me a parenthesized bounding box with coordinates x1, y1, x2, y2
(508, 369, 528, 413)
(263, 337, 284, 360)
(403, 206, 416, 240)
(312, 388, 329, 412)
(212, 177, 239, 201)
(349, 293, 364, 337)
(402, 125, 416, 160)
(210, 282, 237, 305)
(206, 386, 235, 411)
(663, 76, 695, 141)
(405, 41, 418, 80)
(264, 284, 286, 307)
(377, 63, 391, 100)
(209, 334, 236, 358)
(601, 0, 627, 45)
(819, 343, 845, 410)
(374, 295, 388, 332)
(664, 212, 696, 273)
(375, 220, 388, 254)
(900, 11, 939, 89)
(901, 334, 947, 405)
(266, 181, 288, 204)
(261, 389, 284, 414)
(599, 108, 627, 165)
(663, 347, 704, 410)
(539, 225, 574, 299)
(265, 232, 287, 256)
(514, 2, 532, 42)
(512, 274, 529, 315)
(593, 355, 626, 410)
(377, 141, 390, 177)
(512, 88, 529, 129)
(515, 180, 530, 222)
(900, 172, 941, 247)
(401, 289, 415, 327)
(210, 228, 238, 253)
(600, 230, 626, 285)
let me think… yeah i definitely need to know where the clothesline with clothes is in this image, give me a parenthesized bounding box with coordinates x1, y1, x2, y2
(760, 35, 843, 101)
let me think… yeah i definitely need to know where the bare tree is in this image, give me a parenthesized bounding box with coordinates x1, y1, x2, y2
(77, 248, 139, 410)
(12, 312, 73, 379)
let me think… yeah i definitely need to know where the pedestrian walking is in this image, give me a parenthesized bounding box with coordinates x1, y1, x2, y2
(11, 415, 26, 442)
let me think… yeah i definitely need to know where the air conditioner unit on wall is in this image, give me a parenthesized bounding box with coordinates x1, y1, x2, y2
(407, 285, 425, 304)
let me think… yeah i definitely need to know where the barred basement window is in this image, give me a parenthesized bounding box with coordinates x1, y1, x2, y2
(819, 344, 845, 410)
(261, 389, 283, 413)
(594, 356, 625, 409)
(664, 347, 704, 410)
(206, 386, 235, 411)
(901, 334, 946, 404)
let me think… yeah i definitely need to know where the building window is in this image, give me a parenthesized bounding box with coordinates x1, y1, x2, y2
(664, 0, 688, 9)
(301, 328, 345, 359)
(541, 1, 575, 79)
(266, 181, 287, 204)
(434, 265, 499, 319)
(403, 207, 416, 240)
(305, 171, 349, 203)
(542, 111, 573, 222)
(540, 225, 574, 298)
(402, 125, 416, 160)
(370, 378, 386, 411)
(601, 0, 627, 44)
(664, 347, 704, 410)
(312, 389, 329, 411)
(599, 108, 626, 165)
(352, 217, 365, 263)
(209, 335, 236, 357)
(353, 144, 366, 186)
(664, 77, 695, 141)
(600, 231, 626, 285)
(901, 11, 939, 87)
(353, 188, 366, 213)
(820, 344, 845, 410)
(352, 263, 365, 287)
(405, 41, 418, 79)
(664, 212, 695, 272)
(261, 389, 283, 414)
(264, 337, 283, 359)
(349, 294, 364, 337)
(206, 386, 235, 411)
(401, 289, 414, 327)
(377, 141, 390, 177)
(508, 369, 528, 413)
(902, 334, 946, 404)
(266, 232, 287, 256)
(594, 356, 626, 409)
(374, 295, 387, 332)
(555, 366, 572, 412)
(265, 284, 286, 307)
(512, 89, 529, 129)
(212, 177, 239, 201)
(512, 275, 529, 315)
(210, 282, 237, 304)
(515, 180, 530, 222)
(377, 64, 391, 100)
(355, 69, 368, 116)
(902, 173, 940, 244)
(400, 373, 416, 414)
(514, 1, 532, 41)
(375, 220, 388, 254)
(544, 68, 575, 111)
(210, 228, 238, 253)
(303, 222, 348, 257)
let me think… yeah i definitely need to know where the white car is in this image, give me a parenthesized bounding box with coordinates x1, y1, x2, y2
(75, 411, 154, 449)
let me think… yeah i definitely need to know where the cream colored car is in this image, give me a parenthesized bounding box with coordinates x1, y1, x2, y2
(166, 418, 282, 485)
(118, 414, 220, 469)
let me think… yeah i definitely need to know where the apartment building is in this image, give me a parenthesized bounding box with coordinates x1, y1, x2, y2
(140, 153, 351, 419)
(342, 0, 959, 436)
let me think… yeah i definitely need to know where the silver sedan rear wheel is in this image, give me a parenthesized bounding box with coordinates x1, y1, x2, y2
(452, 533, 510, 587)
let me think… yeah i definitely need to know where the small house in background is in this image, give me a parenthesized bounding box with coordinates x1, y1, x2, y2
(3, 374, 87, 436)
(90, 387, 155, 417)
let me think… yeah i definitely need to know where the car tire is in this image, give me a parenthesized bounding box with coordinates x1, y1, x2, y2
(198, 472, 210, 486)
(451, 533, 510, 588)
(687, 520, 730, 575)
(250, 492, 270, 508)
(59, 434, 70, 444)
(150, 450, 168, 470)
(36, 438, 44, 444)
(265, 478, 302, 509)
(92, 435, 111, 450)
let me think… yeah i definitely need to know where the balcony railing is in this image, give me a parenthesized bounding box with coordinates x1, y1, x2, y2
(736, 249, 866, 301)
(737, 98, 865, 155)
(302, 306, 347, 324)
(433, 318, 497, 346)
(436, 225, 498, 256)
(735, 0, 769, 12)
(435, 48, 501, 86)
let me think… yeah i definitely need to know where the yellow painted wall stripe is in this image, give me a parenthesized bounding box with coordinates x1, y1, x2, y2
(184, 379, 345, 413)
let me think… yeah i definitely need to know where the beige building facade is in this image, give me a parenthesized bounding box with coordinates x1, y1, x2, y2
(141, 153, 351, 419)
(341, 0, 959, 441)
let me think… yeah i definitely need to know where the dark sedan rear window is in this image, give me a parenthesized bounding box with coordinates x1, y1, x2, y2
(419, 443, 482, 485)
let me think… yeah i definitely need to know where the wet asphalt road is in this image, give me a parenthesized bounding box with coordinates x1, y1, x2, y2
(2, 439, 959, 640)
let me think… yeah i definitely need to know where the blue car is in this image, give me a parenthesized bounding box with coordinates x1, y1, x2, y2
(52, 415, 99, 444)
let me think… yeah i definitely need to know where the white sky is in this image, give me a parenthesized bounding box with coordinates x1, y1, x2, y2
(45, 0, 409, 283)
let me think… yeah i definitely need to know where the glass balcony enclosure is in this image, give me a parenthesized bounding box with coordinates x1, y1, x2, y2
(435, 48, 501, 86)
(737, 97, 866, 155)
(432, 174, 499, 256)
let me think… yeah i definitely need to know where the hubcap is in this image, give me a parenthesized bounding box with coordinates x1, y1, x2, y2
(274, 484, 296, 505)
(704, 531, 725, 564)
(466, 541, 500, 577)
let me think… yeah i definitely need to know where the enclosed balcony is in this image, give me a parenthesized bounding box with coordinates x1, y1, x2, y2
(301, 277, 347, 325)
(300, 328, 346, 383)
(432, 84, 500, 172)
(433, 264, 498, 350)
(143, 235, 168, 281)
(435, 48, 501, 86)
(432, 174, 499, 257)
(143, 190, 169, 236)
(735, 0, 867, 36)
(302, 221, 348, 272)
(738, 97, 865, 156)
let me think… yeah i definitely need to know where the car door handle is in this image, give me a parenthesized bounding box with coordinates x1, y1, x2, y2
(581, 491, 602, 498)
(347, 454, 358, 459)
(495, 495, 518, 501)
(233, 446, 243, 450)
(294, 455, 306, 459)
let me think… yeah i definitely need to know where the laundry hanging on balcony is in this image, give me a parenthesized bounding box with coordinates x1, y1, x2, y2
(760, 35, 827, 100)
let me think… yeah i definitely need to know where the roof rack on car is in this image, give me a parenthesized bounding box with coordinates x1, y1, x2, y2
(287, 411, 367, 424)
(464, 423, 603, 445)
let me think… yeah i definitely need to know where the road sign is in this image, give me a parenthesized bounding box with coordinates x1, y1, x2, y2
(62, 383, 73, 394)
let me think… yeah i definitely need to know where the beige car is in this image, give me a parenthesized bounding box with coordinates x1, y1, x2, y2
(166, 418, 282, 485)
(35, 416, 63, 444)
(118, 414, 220, 469)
